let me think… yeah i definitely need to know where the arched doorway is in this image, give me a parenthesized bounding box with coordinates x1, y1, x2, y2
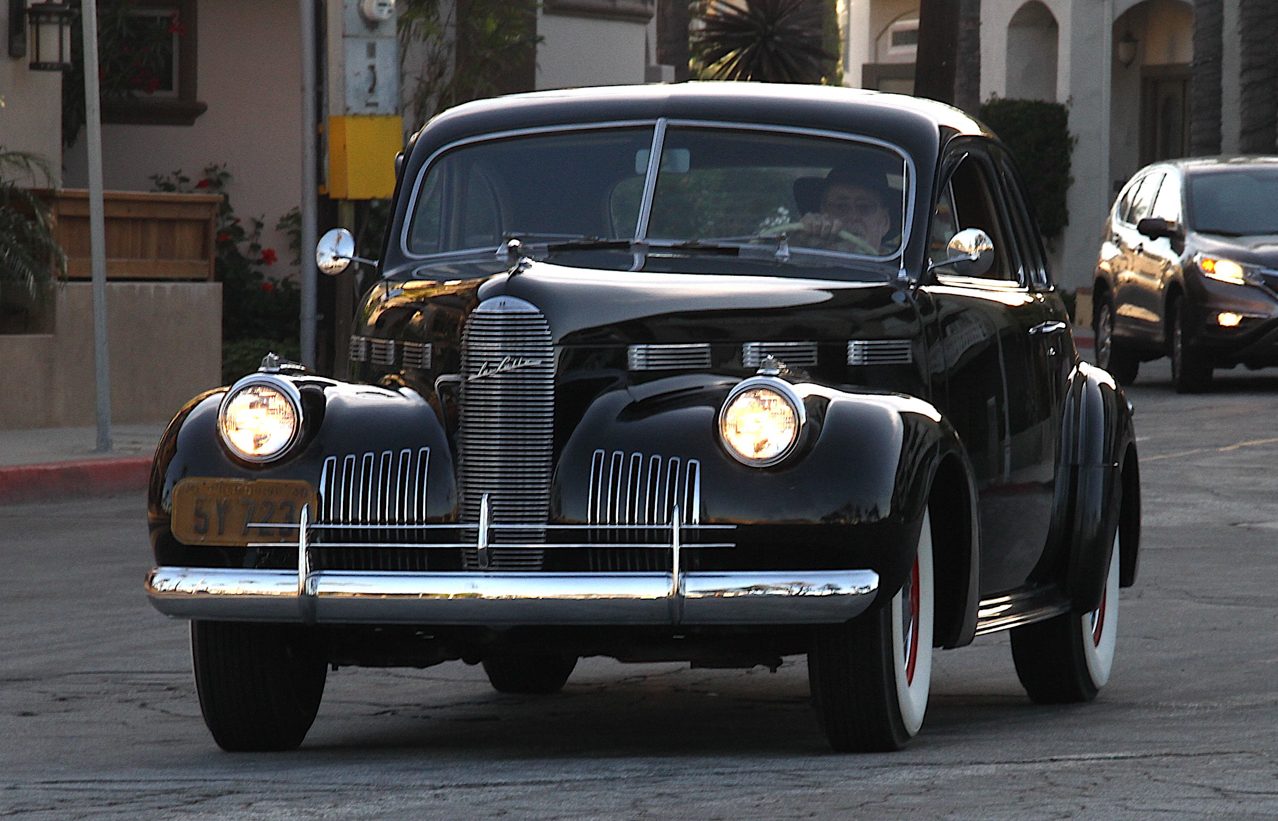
(1006, 1, 1059, 102)
(1110, 0, 1194, 185)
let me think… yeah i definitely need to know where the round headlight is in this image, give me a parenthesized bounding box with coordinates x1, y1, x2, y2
(217, 376, 303, 463)
(718, 378, 804, 467)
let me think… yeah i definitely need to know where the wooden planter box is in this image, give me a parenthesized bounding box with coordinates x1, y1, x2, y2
(42, 189, 221, 281)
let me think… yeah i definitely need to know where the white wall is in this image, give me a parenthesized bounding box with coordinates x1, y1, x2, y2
(0, 13, 63, 182)
(536, 11, 650, 90)
(63, 0, 302, 268)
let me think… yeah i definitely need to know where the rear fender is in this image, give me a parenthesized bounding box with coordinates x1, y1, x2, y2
(1055, 361, 1140, 611)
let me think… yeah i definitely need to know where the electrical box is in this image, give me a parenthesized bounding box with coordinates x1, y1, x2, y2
(325, 0, 401, 199)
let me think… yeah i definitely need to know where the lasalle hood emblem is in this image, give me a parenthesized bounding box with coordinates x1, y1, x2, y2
(470, 355, 544, 381)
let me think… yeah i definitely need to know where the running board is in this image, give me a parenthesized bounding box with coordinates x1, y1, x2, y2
(975, 586, 1072, 635)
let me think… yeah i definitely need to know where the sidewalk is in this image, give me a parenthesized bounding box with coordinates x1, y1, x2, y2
(0, 423, 165, 505)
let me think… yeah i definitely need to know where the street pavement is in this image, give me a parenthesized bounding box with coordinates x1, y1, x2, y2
(2, 349, 1278, 818)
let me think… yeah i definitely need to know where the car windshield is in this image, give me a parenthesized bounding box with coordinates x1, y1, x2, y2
(404, 124, 911, 276)
(1188, 167, 1278, 235)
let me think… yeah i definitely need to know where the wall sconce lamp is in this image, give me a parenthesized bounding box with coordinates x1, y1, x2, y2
(8, 0, 73, 71)
(1117, 31, 1139, 69)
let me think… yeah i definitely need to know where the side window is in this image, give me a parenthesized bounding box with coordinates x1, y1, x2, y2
(928, 181, 960, 267)
(1150, 171, 1182, 223)
(1124, 172, 1163, 224)
(937, 154, 1018, 282)
(997, 155, 1051, 288)
(1114, 175, 1143, 223)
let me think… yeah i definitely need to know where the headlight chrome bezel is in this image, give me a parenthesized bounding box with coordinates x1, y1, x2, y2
(216, 374, 305, 464)
(717, 376, 806, 468)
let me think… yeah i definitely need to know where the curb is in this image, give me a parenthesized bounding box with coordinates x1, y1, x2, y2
(0, 458, 151, 505)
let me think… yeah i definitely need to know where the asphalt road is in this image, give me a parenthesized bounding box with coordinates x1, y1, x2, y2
(2, 359, 1276, 819)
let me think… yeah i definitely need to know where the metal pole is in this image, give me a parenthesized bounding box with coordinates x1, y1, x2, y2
(81, 0, 111, 452)
(299, 0, 318, 369)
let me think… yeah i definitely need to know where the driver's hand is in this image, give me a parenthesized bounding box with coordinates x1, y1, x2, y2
(799, 213, 844, 240)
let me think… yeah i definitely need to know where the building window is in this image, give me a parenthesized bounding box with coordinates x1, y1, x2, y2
(99, 0, 205, 125)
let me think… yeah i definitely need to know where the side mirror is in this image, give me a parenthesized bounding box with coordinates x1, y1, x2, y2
(931, 228, 995, 277)
(1137, 217, 1183, 241)
(316, 228, 355, 275)
(317, 228, 378, 275)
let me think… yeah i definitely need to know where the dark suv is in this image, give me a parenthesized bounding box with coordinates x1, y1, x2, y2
(1093, 157, 1278, 392)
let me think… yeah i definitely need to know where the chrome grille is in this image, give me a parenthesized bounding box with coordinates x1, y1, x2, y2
(349, 335, 369, 362)
(402, 341, 431, 369)
(588, 449, 701, 526)
(317, 448, 431, 538)
(586, 449, 701, 572)
(627, 343, 712, 370)
(742, 341, 818, 368)
(848, 339, 913, 366)
(459, 296, 555, 569)
(371, 339, 397, 366)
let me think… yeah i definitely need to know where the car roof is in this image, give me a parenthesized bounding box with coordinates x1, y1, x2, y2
(1156, 156, 1278, 175)
(409, 82, 991, 161)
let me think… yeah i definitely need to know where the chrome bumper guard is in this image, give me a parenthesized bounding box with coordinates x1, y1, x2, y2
(146, 503, 879, 626)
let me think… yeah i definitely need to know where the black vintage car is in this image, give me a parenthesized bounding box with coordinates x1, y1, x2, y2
(1093, 156, 1278, 392)
(146, 83, 1140, 753)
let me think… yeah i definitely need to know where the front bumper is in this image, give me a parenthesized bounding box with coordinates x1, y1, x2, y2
(147, 503, 880, 626)
(145, 566, 879, 625)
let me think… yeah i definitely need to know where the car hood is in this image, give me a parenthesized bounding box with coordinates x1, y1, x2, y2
(361, 260, 916, 348)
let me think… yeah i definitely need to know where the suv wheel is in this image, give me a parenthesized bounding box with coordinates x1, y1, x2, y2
(1094, 293, 1139, 384)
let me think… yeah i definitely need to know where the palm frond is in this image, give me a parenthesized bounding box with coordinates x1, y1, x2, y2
(692, 0, 834, 84)
(0, 147, 66, 304)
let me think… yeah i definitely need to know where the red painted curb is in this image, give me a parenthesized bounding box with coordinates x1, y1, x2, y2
(0, 458, 152, 505)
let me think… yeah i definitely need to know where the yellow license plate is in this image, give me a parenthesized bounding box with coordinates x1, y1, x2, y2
(171, 478, 318, 546)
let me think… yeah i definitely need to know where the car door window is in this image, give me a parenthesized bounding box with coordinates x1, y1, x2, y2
(934, 154, 1018, 283)
(996, 153, 1051, 289)
(1150, 171, 1181, 223)
(1124, 171, 1164, 225)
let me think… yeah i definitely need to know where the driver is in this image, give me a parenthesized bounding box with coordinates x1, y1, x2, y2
(793, 166, 897, 254)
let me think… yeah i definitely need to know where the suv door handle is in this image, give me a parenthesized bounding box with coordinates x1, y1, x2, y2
(1029, 320, 1068, 336)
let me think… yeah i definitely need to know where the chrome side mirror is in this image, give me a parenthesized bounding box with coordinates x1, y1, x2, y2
(930, 228, 995, 277)
(316, 228, 379, 276)
(316, 228, 355, 275)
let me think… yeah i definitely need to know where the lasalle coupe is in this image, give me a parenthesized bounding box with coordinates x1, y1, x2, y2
(145, 83, 1141, 753)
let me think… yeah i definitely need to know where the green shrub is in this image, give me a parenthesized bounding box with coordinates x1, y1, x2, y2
(978, 97, 1076, 241)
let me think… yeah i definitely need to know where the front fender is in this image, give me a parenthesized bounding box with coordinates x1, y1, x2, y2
(148, 376, 455, 563)
(1057, 361, 1140, 611)
(554, 374, 979, 630)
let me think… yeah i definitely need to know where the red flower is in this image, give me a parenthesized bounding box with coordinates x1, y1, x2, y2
(196, 178, 211, 189)
(260, 282, 276, 294)
(168, 15, 186, 36)
(216, 231, 231, 243)
(260, 248, 278, 265)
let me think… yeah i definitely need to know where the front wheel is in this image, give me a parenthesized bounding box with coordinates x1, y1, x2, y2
(1094, 293, 1140, 384)
(191, 621, 328, 751)
(1010, 532, 1120, 703)
(808, 508, 935, 752)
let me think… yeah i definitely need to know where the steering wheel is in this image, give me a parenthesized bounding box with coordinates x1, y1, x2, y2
(758, 221, 881, 255)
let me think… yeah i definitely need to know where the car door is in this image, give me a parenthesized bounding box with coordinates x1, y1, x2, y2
(1133, 168, 1184, 344)
(921, 145, 1060, 596)
(1113, 170, 1166, 341)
